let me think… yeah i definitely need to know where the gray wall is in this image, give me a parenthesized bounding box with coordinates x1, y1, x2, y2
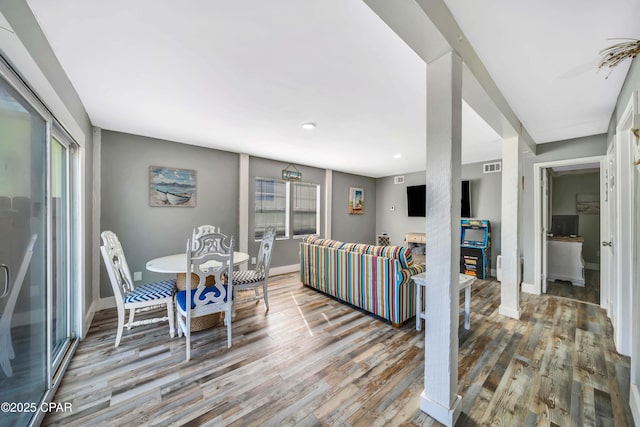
(461, 161, 502, 270)
(1, 2, 95, 313)
(520, 134, 607, 284)
(331, 171, 376, 244)
(248, 157, 326, 268)
(375, 160, 502, 272)
(551, 172, 600, 265)
(100, 131, 239, 297)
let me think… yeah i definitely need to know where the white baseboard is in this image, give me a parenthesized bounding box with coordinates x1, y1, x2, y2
(270, 264, 299, 276)
(585, 262, 600, 271)
(521, 282, 539, 295)
(98, 296, 116, 310)
(631, 383, 640, 426)
(499, 304, 521, 319)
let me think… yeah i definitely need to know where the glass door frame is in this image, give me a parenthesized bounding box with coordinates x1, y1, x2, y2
(0, 55, 82, 425)
(48, 127, 76, 381)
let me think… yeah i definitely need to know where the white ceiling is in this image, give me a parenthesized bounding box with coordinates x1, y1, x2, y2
(26, 0, 637, 178)
(444, 0, 640, 144)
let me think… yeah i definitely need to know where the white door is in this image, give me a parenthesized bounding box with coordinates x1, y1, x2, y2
(602, 146, 615, 315)
(541, 168, 550, 293)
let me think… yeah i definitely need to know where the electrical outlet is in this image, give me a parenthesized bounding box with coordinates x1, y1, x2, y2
(134, 271, 142, 281)
(251, 257, 257, 265)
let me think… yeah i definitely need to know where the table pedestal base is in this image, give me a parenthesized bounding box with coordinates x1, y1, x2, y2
(176, 273, 222, 332)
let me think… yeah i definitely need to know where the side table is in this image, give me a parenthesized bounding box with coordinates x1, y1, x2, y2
(412, 272, 476, 331)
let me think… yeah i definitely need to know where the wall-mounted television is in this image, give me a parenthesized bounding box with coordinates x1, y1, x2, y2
(406, 181, 471, 217)
(406, 185, 426, 217)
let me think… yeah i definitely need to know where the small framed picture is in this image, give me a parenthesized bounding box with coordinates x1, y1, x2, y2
(149, 166, 196, 207)
(348, 187, 364, 214)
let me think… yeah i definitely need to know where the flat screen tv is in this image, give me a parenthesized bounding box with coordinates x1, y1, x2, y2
(406, 181, 471, 217)
(551, 215, 579, 236)
(406, 185, 426, 217)
(461, 180, 471, 218)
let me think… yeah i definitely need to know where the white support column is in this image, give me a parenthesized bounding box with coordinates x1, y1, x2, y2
(324, 169, 332, 239)
(499, 137, 521, 319)
(238, 153, 250, 255)
(421, 51, 462, 427)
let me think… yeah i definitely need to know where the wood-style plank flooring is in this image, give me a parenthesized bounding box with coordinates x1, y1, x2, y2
(546, 268, 600, 305)
(44, 273, 632, 426)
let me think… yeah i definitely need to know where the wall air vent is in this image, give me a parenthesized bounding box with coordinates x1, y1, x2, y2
(394, 176, 404, 184)
(483, 161, 502, 174)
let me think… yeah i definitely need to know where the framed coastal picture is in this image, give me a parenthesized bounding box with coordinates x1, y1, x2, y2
(576, 193, 599, 214)
(149, 166, 197, 207)
(348, 187, 364, 214)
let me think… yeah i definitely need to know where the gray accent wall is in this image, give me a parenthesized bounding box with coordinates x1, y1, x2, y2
(375, 161, 502, 272)
(100, 131, 239, 297)
(1, 1, 95, 312)
(331, 171, 376, 244)
(551, 172, 600, 265)
(461, 161, 502, 270)
(520, 134, 607, 285)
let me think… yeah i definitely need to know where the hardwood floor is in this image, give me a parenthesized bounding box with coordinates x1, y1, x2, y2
(546, 268, 600, 305)
(44, 273, 633, 426)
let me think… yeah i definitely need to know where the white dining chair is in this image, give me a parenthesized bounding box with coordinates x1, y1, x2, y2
(176, 231, 235, 361)
(100, 231, 176, 347)
(232, 225, 275, 314)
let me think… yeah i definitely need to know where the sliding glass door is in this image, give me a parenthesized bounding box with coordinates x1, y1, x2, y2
(50, 134, 72, 371)
(0, 61, 79, 426)
(0, 75, 48, 427)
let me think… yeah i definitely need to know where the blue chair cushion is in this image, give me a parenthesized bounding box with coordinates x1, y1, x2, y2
(232, 270, 264, 285)
(123, 279, 176, 303)
(176, 285, 230, 311)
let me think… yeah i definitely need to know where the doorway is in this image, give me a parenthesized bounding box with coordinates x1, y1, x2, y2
(544, 163, 601, 305)
(533, 156, 607, 308)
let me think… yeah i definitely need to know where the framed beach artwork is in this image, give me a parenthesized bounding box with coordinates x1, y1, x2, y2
(149, 166, 197, 207)
(576, 193, 599, 214)
(348, 187, 364, 214)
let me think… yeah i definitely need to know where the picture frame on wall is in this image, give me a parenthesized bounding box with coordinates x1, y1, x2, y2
(149, 166, 197, 207)
(348, 187, 364, 214)
(576, 193, 599, 214)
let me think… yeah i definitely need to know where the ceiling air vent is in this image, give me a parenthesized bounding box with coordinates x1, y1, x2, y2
(394, 176, 405, 184)
(483, 161, 502, 174)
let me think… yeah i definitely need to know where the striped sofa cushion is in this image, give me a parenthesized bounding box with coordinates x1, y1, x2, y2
(366, 245, 414, 269)
(123, 279, 176, 303)
(304, 236, 345, 249)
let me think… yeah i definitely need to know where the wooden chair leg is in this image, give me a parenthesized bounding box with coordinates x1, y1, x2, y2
(127, 308, 135, 330)
(263, 282, 269, 311)
(166, 300, 175, 338)
(115, 307, 125, 348)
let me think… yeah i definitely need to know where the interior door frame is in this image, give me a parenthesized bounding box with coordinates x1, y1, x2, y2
(532, 155, 606, 297)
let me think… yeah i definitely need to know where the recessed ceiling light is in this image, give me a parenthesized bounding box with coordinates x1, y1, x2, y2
(302, 122, 316, 130)
(393, 153, 402, 159)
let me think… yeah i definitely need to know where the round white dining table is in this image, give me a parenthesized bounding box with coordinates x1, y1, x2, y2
(146, 251, 250, 274)
(146, 251, 250, 332)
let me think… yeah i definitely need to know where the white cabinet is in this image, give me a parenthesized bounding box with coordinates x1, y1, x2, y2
(405, 232, 426, 265)
(547, 236, 585, 286)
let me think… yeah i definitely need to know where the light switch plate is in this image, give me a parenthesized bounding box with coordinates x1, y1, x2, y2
(134, 271, 142, 281)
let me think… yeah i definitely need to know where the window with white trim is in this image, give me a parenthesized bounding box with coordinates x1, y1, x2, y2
(254, 177, 288, 239)
(292, 182, 320, 237)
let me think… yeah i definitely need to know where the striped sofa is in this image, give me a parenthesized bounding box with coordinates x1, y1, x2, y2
(299, 236, 426, 327)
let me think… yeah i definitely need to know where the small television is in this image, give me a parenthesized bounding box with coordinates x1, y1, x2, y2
(551, 215, 579, 236)
(461, 180, 471, 218)
(406, 181, 471, 217)
(407, 185, 426, 217)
